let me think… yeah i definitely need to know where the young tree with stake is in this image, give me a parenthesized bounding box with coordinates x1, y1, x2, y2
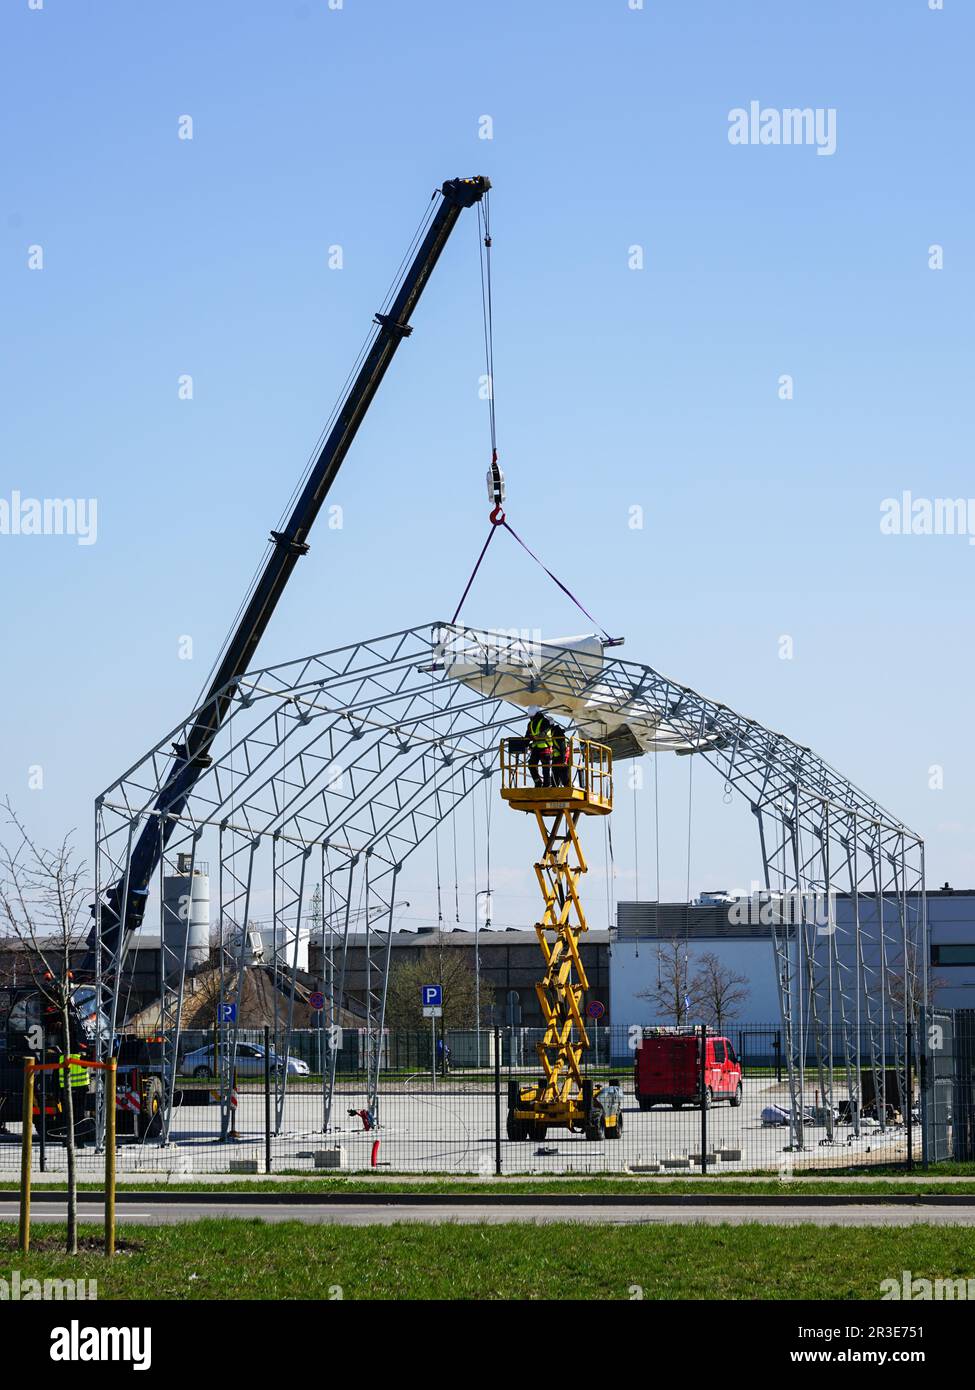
(0, 801, 92, 1255)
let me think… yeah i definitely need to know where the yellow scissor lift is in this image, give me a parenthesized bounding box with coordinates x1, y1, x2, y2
(499, 735, 620, 1142)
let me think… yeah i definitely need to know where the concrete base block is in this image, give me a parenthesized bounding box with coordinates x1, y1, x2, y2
(314, 1146, 347, 1170)
(229, 1159, 259, 1174)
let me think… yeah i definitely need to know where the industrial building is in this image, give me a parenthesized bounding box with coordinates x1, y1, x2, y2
(307, 926, 610, 1029)
(24, 879, 963, 1035)
(0, 935, 162, 1017)
(611, 887, 975, 1027)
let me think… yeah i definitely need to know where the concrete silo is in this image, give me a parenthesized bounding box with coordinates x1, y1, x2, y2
(161, 852, 211, 978)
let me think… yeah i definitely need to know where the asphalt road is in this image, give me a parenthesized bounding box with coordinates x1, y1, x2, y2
(5, 1200, 975, 1227)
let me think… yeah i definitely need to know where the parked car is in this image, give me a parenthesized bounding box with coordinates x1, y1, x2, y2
(182, 1041, 309, 1078)
(633, 1029, 742, 1110)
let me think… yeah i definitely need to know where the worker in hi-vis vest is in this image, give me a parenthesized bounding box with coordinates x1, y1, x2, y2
(58, 1054, 89, 1090)
(526, 708, 555, 787)
(549, 720, 571, 787)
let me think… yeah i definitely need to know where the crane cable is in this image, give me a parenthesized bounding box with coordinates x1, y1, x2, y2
(450, 196, 613, 642)
(478, 195, 498, 461)
(448, 197, 503, 623)
(434, 819, 444, 931)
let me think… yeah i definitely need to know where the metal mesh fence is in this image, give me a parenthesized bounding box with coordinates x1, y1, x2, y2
(0, 1020, 944, 1179)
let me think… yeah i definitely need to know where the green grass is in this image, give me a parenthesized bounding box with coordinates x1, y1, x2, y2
(4, 1220, 972, 1299)
(13, 1175, 975, 1196)
(768, 1160, 975, 1178)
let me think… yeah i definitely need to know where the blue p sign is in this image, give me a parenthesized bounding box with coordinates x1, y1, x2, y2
(421, 984, 442, 1009)
(218, 1003, 237, 1024)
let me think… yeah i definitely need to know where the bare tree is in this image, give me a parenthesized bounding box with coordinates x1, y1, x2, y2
(184, 965, 226, 1029)
(0, 801, 91, 1254)
(692, 952, 750, 1031)
(886, 943, 946, 1016)
(385, 951, 490, 1030)
(636, 939, 702, 1026)
(0, 941, 17, 989)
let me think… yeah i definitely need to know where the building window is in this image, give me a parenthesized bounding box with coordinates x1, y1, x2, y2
(931, 944, 975, 967)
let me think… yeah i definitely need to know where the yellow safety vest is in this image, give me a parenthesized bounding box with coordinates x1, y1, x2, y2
(58, 1055, 89, 1088)
(528, 715, 553, 750)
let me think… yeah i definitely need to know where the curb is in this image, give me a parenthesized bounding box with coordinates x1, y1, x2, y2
(2, 1190, 973, 1208)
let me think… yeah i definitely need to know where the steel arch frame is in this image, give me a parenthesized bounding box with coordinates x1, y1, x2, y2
(94, 621, 925, 1150)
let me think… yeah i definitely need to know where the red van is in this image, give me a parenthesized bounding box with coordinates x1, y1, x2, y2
(633, 1029, 743, 1110)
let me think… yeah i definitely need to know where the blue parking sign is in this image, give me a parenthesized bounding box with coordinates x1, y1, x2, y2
(421, 984, 442, 1009)
(218, 1003, 237, 1024)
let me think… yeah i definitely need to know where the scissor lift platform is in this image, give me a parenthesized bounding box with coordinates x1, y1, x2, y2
(499, 784, 612, 815)
(499, 737, 613, 815)
(499, 736, 619, 1141)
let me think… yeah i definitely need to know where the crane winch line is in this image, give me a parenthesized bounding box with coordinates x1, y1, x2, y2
(452, 203, 619, 642)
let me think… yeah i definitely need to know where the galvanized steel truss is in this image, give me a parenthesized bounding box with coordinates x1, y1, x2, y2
(94, 622, 924, 1147)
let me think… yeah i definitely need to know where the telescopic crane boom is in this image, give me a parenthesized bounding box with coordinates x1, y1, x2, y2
(90, 175, 491, 969)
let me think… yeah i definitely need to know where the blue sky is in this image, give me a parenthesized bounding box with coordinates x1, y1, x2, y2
(1, 0, 972, 931)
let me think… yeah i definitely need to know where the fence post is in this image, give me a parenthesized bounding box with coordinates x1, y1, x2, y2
(264, 1024, 272, 1174)
(906, 1011, 914, 1171)
(19, 1059, 34, 1255)
(918, 1005, 930, 1169)
(39, 1036, 47, 1174)
(494, 1026, 502, 1176)
(105, 1059, 117, 1257)
(699, 1024, 708, 1176)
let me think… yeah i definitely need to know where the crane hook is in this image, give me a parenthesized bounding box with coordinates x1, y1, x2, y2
(487, 448, 506, 523)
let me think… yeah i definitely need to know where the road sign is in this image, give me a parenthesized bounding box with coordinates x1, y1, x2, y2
(217, 1003, 237, 1024)
(586, 1000, 606, 1020)
(309, 991, 325, 1011)
(421, 984, 443, 1009)
(422, 1005, 443, 1019)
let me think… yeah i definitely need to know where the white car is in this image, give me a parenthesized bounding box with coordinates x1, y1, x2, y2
(183, 1042, 310, 1078)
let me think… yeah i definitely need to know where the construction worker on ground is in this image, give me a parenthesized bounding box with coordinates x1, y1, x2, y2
(58, 1053, 88, 1085)
(525, 708, 555, 787)
(58, 1053, 89, 1106)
